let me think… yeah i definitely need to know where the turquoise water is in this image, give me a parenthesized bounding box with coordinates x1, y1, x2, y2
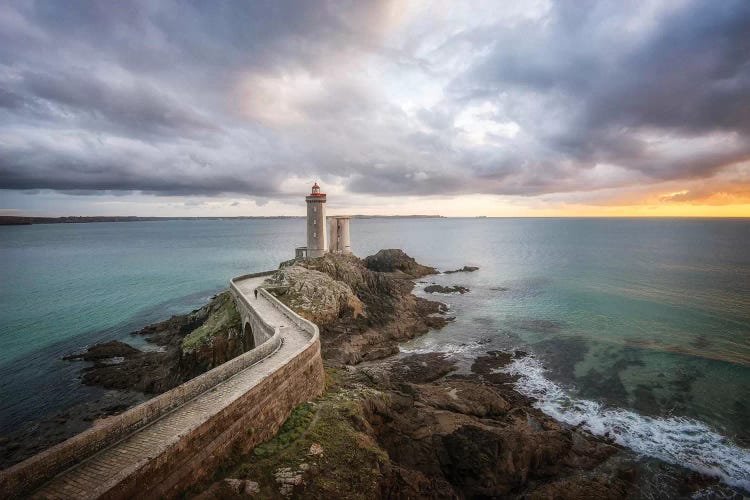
(1, 218, 749, 487)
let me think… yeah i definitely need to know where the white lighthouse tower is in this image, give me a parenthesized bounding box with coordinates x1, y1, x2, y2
(305, 182, 327, 258)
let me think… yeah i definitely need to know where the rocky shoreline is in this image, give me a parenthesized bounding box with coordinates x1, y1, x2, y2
(1, 249, 739, 497)
(0, 290, 254, 469)
(192, 250, 728, 499)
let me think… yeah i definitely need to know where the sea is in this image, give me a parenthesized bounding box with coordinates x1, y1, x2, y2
(1, 218, 749, 490)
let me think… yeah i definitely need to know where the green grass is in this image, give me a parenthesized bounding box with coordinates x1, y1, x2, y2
(181, 292, 242, 352)
(222, 368, 390, 498)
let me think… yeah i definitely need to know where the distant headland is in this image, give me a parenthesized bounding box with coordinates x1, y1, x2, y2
(0, 215, 444, 226)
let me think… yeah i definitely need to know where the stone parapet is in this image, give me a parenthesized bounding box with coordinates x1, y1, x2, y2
(0, 268, 328, 499)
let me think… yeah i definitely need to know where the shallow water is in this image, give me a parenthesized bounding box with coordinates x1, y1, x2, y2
(1, 217, 749, 487)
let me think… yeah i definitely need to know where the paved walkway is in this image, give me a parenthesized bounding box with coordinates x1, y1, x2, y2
(34, 276, 308, 499)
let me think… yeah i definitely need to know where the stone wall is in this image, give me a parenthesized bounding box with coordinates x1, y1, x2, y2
(230, 270, 278, 348)
(100, 280, 325, 498)
(111, 330, 324, 499)
(0, 271, 294, 497)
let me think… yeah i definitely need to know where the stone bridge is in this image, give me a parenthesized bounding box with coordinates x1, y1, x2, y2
(0, 272, 325, 499)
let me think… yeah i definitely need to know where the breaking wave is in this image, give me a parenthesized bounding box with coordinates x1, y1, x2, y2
(502, 356, 750, 491)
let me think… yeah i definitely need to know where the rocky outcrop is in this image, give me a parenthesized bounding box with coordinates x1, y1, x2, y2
(362, 353, 631, 498)
(194, 251, 728, 499)
(363, 249, 437, 278)
(444, 266, 479, 274)
(198, 353, 646, 499)
(64, 291, 252, 394)
(423, 285, 469, 294)
(267, 252, 448, 364)
(264, 263, 365, 327)
(201, 347, 728, 499)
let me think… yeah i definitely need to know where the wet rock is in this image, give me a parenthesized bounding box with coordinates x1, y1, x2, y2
(444, 266, 479, 274)
(423, 285, 469, 294)
(63, 340, 140, 362)
(470, 350, 520, 386)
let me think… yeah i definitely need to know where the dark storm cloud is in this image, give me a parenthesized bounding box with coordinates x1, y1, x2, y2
(0, 150, 277, 196)
(8, 69, 218, 138)
(455, 0, 750, 185)
(1, 0, 749, 201)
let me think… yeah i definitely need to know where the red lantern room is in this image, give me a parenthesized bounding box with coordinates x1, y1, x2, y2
(310, 182, 325, 197)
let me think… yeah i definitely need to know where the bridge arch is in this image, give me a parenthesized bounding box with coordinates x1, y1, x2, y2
(243, 319, 256, 350)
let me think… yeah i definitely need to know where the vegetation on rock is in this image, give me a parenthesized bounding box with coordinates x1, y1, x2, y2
(181, 292, 242, 353)
(65, 291, 251, 394)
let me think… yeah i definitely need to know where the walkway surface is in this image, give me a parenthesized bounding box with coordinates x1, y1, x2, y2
(34, 276, 308, 499)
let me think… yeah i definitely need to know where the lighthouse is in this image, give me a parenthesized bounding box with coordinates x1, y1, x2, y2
(294, 182, 352, 260)
(305, 182, 327, 258)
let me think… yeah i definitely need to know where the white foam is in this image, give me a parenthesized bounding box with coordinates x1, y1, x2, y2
(400, 339, 487, 355)
(502, 356, 750, 491)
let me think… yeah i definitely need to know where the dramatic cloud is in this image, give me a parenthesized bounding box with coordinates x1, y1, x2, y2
(1, 0, 749, 214)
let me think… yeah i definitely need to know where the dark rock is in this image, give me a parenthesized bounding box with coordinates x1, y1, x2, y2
(470, 351, 521, 386)
(362, 353, 457, 389)
(66, 291, 251, 394)
(0, 390, 148, 469)
(363, 249, 437, 278)
(423, 285, 469, 294)
(352, 351, 631, 499)
(444, 266, 479, 274)
(63, 340, 140, 361)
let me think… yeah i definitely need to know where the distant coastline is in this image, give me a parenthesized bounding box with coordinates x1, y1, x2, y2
(0, 215, 445, 226)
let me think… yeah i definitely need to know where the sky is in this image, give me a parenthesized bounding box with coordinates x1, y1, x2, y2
(1, 0, 749, 217)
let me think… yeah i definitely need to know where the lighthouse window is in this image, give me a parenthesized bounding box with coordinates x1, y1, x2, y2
(313, 206, 317, 212)
(313, 219, 316, 225)
(313, 232, 317, 238)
